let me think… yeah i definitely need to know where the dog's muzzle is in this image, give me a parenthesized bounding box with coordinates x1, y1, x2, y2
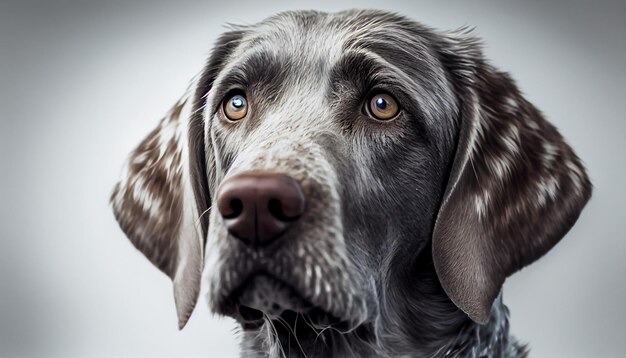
(215, 172, 319, 324)
(205, 140, 368, 330)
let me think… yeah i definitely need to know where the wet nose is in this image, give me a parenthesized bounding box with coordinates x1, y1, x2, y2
(216, 173, 306, 246)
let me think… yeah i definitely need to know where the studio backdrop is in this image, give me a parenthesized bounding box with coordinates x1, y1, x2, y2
(1, 0, 624, 357)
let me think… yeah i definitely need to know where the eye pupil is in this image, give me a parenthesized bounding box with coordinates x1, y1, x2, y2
(375, 97, 386, 109)
(368, 93, 399, 120)
(223, 93, 248, 121)
(232, 97, 244, 108)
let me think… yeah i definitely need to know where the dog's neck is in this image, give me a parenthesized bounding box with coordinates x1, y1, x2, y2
(437, 299, 528, 357)
(372, 248, 528, 357)
(420, 296, 528, 358)
(238, 252, 527, 357)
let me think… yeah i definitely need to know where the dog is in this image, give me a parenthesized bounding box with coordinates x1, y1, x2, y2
(111, 9, 591, 357)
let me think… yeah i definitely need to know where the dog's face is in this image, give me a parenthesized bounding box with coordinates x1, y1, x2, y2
(112, 10, 591, 356)
(201, 11, 461, 330)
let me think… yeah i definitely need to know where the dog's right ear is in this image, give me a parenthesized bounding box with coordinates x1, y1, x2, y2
(111, 92, 203, 329)
(110, 29, 245, 329)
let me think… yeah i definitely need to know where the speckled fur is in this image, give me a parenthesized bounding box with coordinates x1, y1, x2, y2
(111, 9, 591, 357)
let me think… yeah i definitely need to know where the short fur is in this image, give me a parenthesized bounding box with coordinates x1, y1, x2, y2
(111, 9, 591, 357)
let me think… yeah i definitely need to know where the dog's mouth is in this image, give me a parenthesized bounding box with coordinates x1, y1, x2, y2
(224, 273, 347, 331)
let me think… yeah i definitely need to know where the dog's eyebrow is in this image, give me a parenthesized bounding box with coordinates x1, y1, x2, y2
(330, 49, 423, 115)
(213, 51, 286, 98)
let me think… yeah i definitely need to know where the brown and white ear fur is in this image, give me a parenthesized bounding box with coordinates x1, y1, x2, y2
(433, 30, 592, 324)
(110, 87, 205, 329)
(110, 29, 245, 329)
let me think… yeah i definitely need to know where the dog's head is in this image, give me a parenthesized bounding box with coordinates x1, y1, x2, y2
(111, 9, 591, 354)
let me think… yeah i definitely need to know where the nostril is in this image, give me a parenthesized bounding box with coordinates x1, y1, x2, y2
(267, 198, 301, 222)
(222, 198, 244, 219)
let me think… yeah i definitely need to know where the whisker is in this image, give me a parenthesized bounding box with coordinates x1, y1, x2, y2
(261, 315, 286, 358)
(272, 315, 308, 358)
(194, 205, 213, 227)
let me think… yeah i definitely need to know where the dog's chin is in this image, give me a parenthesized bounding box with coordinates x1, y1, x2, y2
(223, 274, 347, 331)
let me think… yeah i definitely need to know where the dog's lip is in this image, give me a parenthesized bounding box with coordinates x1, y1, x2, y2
(236, 305, 265, 330)
(222, 272, 311, 315)
(222, 272, 345, 328)
(210, 243, 370, 329)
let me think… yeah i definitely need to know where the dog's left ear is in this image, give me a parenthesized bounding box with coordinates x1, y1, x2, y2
(432, 31, 592, 324)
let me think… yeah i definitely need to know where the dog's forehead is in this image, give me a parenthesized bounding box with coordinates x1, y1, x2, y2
(233, 13, 351, 78)
(230, 10, 428, 76)
(248, 13, 342, 54)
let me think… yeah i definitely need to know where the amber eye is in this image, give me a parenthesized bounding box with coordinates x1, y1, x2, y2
(368, 93, 399, 120)
(223, 93, 248, 121)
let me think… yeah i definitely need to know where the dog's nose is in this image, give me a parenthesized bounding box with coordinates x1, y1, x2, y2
(216, 173, 306, 246)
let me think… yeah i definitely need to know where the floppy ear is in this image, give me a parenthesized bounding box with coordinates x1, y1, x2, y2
(110, 29, 246, 329)
(432, 32, 592, 324)
(110, 90, 206, 329)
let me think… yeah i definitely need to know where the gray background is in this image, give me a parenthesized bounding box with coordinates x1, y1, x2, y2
(1, 0, 624, 357)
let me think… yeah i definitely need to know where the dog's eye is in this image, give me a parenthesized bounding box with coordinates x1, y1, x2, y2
(223, 93, 248, 121)
(368, 93, 399, 120)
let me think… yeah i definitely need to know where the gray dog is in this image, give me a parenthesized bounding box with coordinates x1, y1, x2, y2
(111, 9, 591, 357)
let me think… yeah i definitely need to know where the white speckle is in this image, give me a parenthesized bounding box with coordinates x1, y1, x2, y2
(131, 175, 162, 215)
(131, 152, 148, 165)
(319, 249, 334, 268)
(546, 177, 559, 200)
(526, 120, 540, 131)
(542, 142, 559, 165)
(501, 124, 520, 154)
(474, 190, 491, 220)
(565, 160, 584, 195)
(489, 153, 512, 179)
(505, 96, 518, 110)
(314, 265, 322, 298)
(305, 262, 312, 287)
(537, 175, 560, 206)
(565, 159, 584, 178)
